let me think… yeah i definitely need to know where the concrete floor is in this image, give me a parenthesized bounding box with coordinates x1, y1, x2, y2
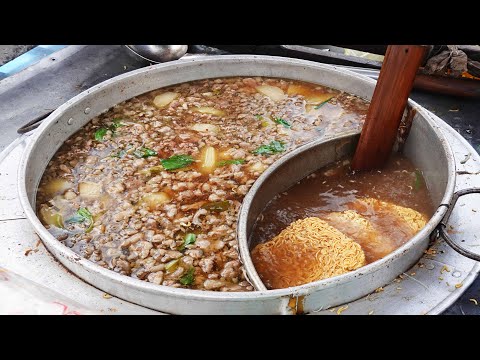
(0, 45, 35, 66)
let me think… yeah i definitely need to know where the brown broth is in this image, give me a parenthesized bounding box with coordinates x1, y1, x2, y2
(36, 76, 371, 292)
(251, 154, 434, 269)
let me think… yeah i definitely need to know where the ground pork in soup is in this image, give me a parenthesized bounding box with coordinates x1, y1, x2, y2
(36, 77, 369, 291)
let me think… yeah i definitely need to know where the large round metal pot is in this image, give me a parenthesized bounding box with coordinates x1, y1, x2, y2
(18, 55, 468, 314)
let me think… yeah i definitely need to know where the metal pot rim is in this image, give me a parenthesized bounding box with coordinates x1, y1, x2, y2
(17, 55, 456, 301)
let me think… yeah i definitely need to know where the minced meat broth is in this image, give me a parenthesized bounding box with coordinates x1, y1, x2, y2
(37, 77, 369, 291)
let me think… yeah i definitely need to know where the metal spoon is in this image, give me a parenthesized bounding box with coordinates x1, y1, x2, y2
(125, 45, 188, 63)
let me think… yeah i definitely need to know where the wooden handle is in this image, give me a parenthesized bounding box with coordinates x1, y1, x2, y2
(352, 45, 428, 171)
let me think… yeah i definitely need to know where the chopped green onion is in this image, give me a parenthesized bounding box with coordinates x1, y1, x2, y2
(179, 268, 195, 286)
(314, 97, 333, 109)
(165, 259, 180, 273)
(133, 147, 158, 158)
(217, 159, 245, 166)
(273, 117, 291, 128)
(66, 207, 94, 233)
(110, 118, 124, 129)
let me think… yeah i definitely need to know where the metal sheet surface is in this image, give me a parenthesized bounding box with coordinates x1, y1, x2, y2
(0, 45, 146, 152)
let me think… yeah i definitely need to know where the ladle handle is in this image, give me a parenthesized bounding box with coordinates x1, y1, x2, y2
(436, 188, 480, 261)
(352, 45, 428, 171)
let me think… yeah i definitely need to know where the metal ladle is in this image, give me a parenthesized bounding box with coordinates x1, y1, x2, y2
(125, 45, 188, 63)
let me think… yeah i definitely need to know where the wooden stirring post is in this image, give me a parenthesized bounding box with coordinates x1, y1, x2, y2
(351, 45, 428, 171)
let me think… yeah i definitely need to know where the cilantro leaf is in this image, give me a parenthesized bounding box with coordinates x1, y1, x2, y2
(273, 117, 291, 128)
(94, 119, 124, 141)
(184, 233, 196, 246)
(253, 140, 286, 156)
(161, 155, 194, 171)
(179, 233, 196, 251)
(94, 128, 108, 141)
